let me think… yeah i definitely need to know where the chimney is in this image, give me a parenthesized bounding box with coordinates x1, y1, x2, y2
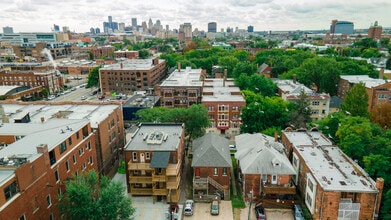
(177, 62, 181, 72)
(153, 58, 158, 65)
(40, 117, 45, 123)
(274, 131, 278, 142)
(379, 68, 384, 79)
(293, 74, 297, 84)
(2, 114, 9, 123)
(223, 69, 227, 87)
(375, 178, 385, 215)
(120, 62, 123, 69)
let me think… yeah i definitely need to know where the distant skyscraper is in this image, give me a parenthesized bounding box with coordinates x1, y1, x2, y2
(103, 16, 118, 33)
(3, 26, 13, 34)
(53, 24, 60, 32)
(95, 27, 101, 34)
(208, 22, 217, 33)
(118, 22, 125, 32)
(182, 23, 192, 39)
(132, 18, 137, 27)
(62, 26, 69, 33)
(226, 27, 233, 33)
(148, 18, 153, 29)
(368, 21, 382, 39)
(247, 25, 254, 33)
(90, 27, 95, 35)
(330, 20, 354, 35)
(166, 25, 169, 31)
(142, 21, 147, 33)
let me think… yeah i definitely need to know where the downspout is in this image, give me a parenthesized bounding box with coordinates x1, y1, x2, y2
(320, 191, 325, 220)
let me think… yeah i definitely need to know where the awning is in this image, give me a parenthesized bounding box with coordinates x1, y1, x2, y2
(150, 151, 170, 168)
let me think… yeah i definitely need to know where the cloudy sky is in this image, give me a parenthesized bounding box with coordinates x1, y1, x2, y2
(1, 0, 390, 33)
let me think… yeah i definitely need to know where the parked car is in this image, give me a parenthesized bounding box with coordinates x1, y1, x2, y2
(229, 144, 236, 151)
(80, 96, 87, 100)
(98, 95, 105, 100)
(47, 95, 56, 100)
(255, 206, 266, 220)
(292, 204, 305, 220)
(184, 199, 194, 216)
(210, 200, 219, 215)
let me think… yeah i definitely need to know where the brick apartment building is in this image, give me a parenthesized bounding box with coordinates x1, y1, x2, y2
(74, 46, 115, 60)
(337, 75, 390, 112)
(0, 69, 64, 94)
(124, 123, 185, 203)
(99, 58, 167, 95)
(0, 118, 97, 220)
(12, 42, 73, 61)
(235, 133, 296, 202)
(281, 128, 383, 220)
(158, 66, 206, 108)
(202, 77, 245, 136)
(113, 50, 139, 59)
(275, 78, 330, 120)
(192, 133, 232, 201)
(0, 101, 125, 177)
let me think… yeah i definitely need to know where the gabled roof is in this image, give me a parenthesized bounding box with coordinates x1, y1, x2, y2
(330, 95, 343, 108)
(191, 132, 232, 168)
(235, 133, 295, 175)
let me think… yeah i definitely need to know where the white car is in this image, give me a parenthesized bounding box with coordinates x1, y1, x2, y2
(48, 95, 56, 100)
(184, 200, 194, 216)
(80, 96, 87, 100)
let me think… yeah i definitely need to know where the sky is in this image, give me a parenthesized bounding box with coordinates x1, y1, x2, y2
(1, 0, 390, 33)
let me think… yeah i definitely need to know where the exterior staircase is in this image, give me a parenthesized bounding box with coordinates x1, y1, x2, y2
(207, 176, 230, 200)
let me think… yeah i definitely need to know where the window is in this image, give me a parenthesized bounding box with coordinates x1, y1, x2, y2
(262, 174, 267, 183)
(232, 106, 239, 111)
(68, 137, 72, 145)
(86, 141, 91, 150)
(59, 141, 67, 154)
(79, 147, 84, 156)
(312, 101, 320, 106)
(89, 156, 93, 164)
(214, 167, 218, 176)
(49, 213, 54, 220)
(58, 188, 62, 197)
(146, 152, 150, 159)
(46, 194, 52, 207)
(73, 155, 76, 164)
(4, 181, 18, 200)
(132, 152, 137, 161)
(65, 160, 70, 171)
(379, 94, 387, 99)
(306, 193, 312, 207)
(76, 131, 80, 139)
(19, 215, 26, 220)
(54, 170, 59, 182)
(81, 162, 86, 171)
(223, 168, 227, 176)
(308, 179, 314, 192)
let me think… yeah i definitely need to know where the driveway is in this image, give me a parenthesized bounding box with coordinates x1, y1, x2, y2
(184, 201, 233, 220)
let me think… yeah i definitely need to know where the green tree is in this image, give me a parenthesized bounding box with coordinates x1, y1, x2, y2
(87, 65, 101, 88)
(288, 90, 312, 129)
(294, 57, 341, 95)
(341, 82, 369, 117)
(139, 49, 150, 59)
(218, 56, 239, 77)
(235, 74, 277, 97)
(59, 170, 135, 220)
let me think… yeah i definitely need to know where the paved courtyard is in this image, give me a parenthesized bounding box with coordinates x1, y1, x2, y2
(184, 200, 233, 220)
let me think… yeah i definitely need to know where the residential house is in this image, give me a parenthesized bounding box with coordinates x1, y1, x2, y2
(124, 123, 185, 203)
(191, 133, 232, 201)
(235, 133, 296, 203)
(281, 128, 384, 220)
(257, 63, 272, 78)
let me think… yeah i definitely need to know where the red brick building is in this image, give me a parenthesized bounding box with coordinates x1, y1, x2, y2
(191, 133, 232, 201)
(159, 66, 205, 108)
(113, 50, 139, 59)
(202, 77, 245, 136)
(281, 129, 383, 220)
(0, 119, 97, 220)
(99, 58, 167, 95)
(368, 21, 383, 39)
(124, 123, 185, 203)
(235, 133, 296, 202)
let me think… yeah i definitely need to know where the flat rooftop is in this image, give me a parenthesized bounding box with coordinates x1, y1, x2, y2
(100, 59, 165, 71)
(340, 75, 386, 88)
(124, 123, 183, 151)
(0, 103, 121, 128)
(201, 78, 245, 102)
(160, 67, 203, 87)
(283, 131, 378, 193)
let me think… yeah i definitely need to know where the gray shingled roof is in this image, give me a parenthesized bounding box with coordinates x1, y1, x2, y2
(235, 133, 295, 175)
(191, 133, 232, 168)
(150, 151, 170, 168)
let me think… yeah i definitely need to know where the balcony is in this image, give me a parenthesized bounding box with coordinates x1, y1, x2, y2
(153, 188, 167, 196)
(167, 176, 180, 189)
(152, 174, 166, 182)
(128, 162, 152, 171)
(129, 176, 152, 184)
(262, 183, 296, 195)
(193, 177, 208, 190)
(166, 162, 180, 176)
(130, 187, 153, 195)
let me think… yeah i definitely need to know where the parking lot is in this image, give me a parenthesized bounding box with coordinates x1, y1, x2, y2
(184, 201, 233, 220)
(132, 196, 183, 220)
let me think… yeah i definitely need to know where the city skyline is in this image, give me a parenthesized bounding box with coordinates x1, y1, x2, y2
(0, 0, 390, 33)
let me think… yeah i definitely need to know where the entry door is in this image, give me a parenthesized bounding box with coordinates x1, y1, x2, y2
(272, 174, 277, 184)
